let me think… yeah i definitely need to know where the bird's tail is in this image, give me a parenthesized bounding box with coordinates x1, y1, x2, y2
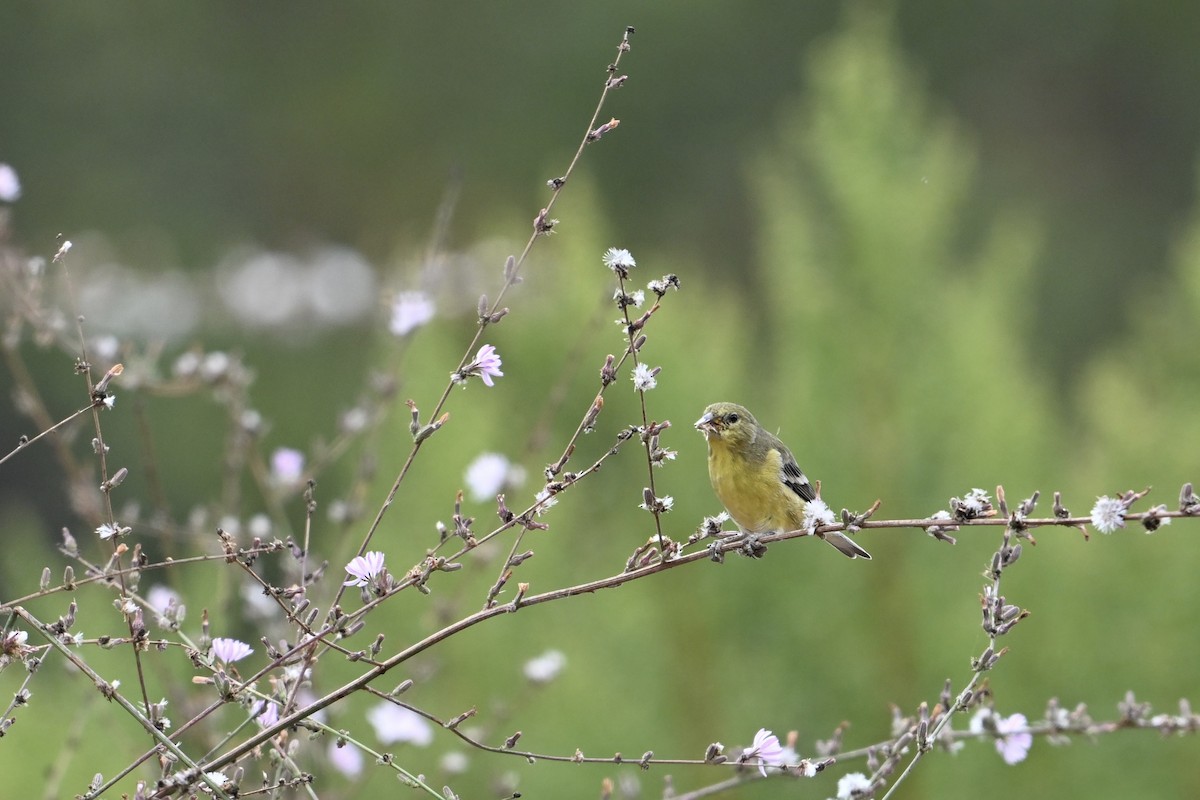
(820, 531, 872, 560)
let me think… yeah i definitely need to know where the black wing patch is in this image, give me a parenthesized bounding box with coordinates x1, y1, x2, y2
(781, 458, 816, 502)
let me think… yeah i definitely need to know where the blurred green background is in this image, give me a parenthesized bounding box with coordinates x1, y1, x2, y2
(2, 2, 1200, 798)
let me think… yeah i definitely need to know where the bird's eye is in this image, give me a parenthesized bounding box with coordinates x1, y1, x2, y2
(727, 413, 739, 424)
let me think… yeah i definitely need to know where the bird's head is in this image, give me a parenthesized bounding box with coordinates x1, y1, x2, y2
(694, 402, 758, 448)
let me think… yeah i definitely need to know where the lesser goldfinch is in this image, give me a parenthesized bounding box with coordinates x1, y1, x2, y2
(695, 402, 871, 560)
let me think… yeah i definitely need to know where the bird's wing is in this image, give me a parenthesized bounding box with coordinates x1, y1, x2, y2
(769, 436, 816, 502)
(781, 457, 816, 501)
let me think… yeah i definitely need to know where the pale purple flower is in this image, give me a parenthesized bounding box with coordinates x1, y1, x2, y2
(0, 163, 20, 202)
(452, 344, 504, 387)
(1090, 496, 1126, 534)
(994, 712, 1033, 764)
(523, 649, 567, 684)
(801, 498, 836, 533)
(475, 345, 503, 386)
(102, 394, 116, 410)
(211, 637, 253, 664)
(343, 551, 386, 587)
(271, 447, 305, 484)
(328, 739, 364, 777)
(367, 702, 433, 746)
(743, 728, 786, 777)
(253, 699, 280, 729)
(389, 291, 435, 337)
(96, 523, 119, 540)
(970, 708, 1033, 765)
(465, 452, 522, 502)
(147, 585, 184, 628)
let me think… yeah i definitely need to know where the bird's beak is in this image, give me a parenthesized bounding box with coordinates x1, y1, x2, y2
(694, 411, 715, 433)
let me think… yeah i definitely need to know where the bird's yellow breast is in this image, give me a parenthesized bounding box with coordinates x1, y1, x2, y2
(706, 440, 801, 534)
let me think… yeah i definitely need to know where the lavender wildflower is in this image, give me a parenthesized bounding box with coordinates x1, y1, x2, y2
(452, 344, 504, 387)
(389, 291, 435, 337)
(0, 163, 20, 202)
(743, 728, 787, 777)
(367, 702, 433, 746)
(211, 637, 253, 664)
(465, 453, 524, 502)
(270, 448, 305, 484)
(328, 739, 364, 776)
(994, 713, 1033, 764)
(343, 551, 386, 587)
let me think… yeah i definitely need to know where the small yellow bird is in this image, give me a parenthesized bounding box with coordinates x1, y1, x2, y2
(695, 402, 871, 559)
